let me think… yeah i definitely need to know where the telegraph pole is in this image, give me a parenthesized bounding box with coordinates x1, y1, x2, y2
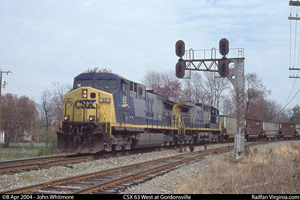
(289, 1, 300, 78)
(175, 39, 245, 159)
(0, 70, 11, 140)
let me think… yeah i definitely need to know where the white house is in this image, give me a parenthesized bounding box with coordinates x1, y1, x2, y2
(0, 131, 4, 144)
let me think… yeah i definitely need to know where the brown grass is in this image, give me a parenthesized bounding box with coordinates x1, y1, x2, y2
(176, 142, 300, 194)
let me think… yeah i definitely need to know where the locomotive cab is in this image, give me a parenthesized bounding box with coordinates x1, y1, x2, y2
(57, 73, 119, 153)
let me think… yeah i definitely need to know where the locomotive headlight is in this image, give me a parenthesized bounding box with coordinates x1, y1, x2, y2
(89, 115, 95, 122)
(99, 98, 111, 103)
(64, 115, 70, 121)
(82, 89, 88, 98)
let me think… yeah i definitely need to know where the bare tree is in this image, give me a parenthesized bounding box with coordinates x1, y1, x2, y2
(142, 71, 163, 89)
(221, 73, 291, 122)
(39, 89, 56, 132)
(84, 67, 112, 73)
(51, 82, 72, 130)
(201, 73, 230, 108)
(182, 72, 206, 103)
(221, 89, 237, 115)
(143, 70, 230, 106)
(142, 70, 184, 100)
(245, 73, 271, 118)
(38, 82, 72, 149)
(39, 82, 72, 130)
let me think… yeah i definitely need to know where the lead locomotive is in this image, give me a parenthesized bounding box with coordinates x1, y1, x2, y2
(56, 72, 221, 153)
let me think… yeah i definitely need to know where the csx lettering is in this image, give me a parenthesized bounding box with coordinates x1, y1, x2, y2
(123, 195, 133, 199)
(123, 195, 140, 200)
(75, 100, 96, 109)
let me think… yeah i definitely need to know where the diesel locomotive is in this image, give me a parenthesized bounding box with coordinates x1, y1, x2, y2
(56, 72, 221, 153)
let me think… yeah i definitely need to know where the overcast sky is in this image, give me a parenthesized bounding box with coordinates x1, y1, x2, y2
(0, 0, 298, 110)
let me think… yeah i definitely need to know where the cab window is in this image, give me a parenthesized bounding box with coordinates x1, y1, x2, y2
(74, 80, 93, 89)
(95, 79, 118, 89)
(122, 81, 127, 93)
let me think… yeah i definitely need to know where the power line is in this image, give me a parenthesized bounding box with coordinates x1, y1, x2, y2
(0, 70, 12, 133)
(268, 86, 300, 121)
(5, 74, 42, 99)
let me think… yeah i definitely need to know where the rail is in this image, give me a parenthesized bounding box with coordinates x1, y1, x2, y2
(0, 140, 280, 194)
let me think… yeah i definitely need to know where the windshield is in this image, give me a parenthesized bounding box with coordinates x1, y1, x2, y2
(74, 79, 93, 89)
(95, 79, 118, 89)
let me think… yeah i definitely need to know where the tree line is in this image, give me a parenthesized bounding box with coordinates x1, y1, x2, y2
(1, 82, 72, 147)
(143, 70, 294, 123)
(1, 68, 299, 147)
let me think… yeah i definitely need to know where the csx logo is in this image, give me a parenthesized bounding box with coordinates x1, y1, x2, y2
(75, 100, 96, 109)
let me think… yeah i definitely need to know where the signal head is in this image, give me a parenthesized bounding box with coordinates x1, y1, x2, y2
(175, 40, 185, 58)
(218, 58, 229, 78)
(176, 60, 186, 79)
(219, 38, 229, 56)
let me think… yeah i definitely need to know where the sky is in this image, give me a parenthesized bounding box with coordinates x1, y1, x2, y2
(0, 0, 299, 111)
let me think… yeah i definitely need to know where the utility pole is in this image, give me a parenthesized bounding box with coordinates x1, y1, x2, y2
(0, 70, 12, 140)
(289, 1, 300, 78)
(175, 39, 245, 159)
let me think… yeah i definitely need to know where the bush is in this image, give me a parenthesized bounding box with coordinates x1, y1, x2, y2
(37, 139, 61, 156)
(37, 131, 61, 156)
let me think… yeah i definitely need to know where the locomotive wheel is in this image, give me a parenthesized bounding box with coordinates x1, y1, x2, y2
(123, 141, 131, 150)
(113, 144, 122, 151)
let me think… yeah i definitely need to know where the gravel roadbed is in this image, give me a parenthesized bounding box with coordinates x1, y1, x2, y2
(0, 141, 295, 193)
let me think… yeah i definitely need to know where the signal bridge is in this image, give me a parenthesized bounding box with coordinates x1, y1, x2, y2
(182, 47, 244, 75)
(175, 39, 245, 159)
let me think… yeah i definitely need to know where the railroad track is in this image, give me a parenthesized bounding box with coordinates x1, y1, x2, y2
(0, 142, 226, 174)
(0, 154, 97, 174)
(0, 140, 278, 194)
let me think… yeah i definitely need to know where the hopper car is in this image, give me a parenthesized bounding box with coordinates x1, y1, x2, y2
(221, 116, 300, 141)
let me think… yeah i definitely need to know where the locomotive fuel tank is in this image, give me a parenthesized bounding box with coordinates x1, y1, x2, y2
(131, 133, 165, 148)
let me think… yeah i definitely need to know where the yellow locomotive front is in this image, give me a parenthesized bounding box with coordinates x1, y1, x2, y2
(57, 73, 117, 153)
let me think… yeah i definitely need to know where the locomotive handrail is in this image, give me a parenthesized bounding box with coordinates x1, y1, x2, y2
(181, 116, 186, 135)
(98, 103, 111, 123)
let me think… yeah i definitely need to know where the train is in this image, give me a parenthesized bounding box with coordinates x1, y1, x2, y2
(221, 116, 300, 141)
(56, 72, 300, 154)
(56, 72, 221, 153)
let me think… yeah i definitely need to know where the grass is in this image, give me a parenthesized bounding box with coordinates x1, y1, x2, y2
(176, 142, 300, 194)
(0, 140, 63, 161)
(1, 144, 44, 151)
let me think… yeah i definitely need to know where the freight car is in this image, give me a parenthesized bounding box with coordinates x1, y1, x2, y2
(220, 115, 237, 141)
(221, 115, 300, 141)
(262, 122, 279, 139)
(56, 72, 222, 153)
(244, 119, 263, 140)
(279, 123, 298, 139)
